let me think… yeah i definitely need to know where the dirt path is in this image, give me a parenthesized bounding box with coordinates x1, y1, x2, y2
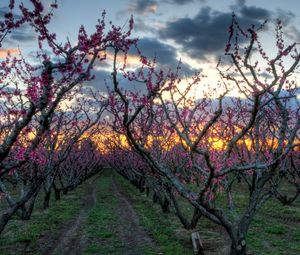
(37, 183, 97, 255)
(111, 176, 160, 255)
(51, 184, 96, 255)
(50, 209, 87, 255)
(36, 175, 159, 255)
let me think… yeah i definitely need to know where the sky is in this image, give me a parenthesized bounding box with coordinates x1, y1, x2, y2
(1, 0, 300, 97)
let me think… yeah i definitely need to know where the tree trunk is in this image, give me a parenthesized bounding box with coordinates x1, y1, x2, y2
(43, 190, 51, 210)
(139, 177, 145, 192)
(228, 185, 264, 255)
(0, 186, 39, 235)
(161, 197, 170, 213)
(20, 205, 31, 220)
(152, 192, 158, 203)
(52, 182, 61, 200)
(54, 189, 61, 200)
(227, 221, 249, 255)
(230, 238, 247, 255)
(19, 191, 39, 220)
(0, 206, 19, 235)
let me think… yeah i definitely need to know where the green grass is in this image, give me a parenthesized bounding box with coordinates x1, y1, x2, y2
(115, 173, 300, 255)
(1, 170, 299, 255)
(115, 174, 194, 255)
(245, 196, 300, 255)
(0, 174, 124, 255)
(84, 171, 190, 254)
(83, 173, 123, 255)
(0, 182, 88, 255)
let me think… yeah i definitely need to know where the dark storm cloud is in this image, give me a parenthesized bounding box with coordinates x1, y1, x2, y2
(0, 7, 36, 45)
(131, 37, 195, 75)
(128, 0, 206, 16)
(3, 27, 37, 46)
(159, 5, 271, 60)
(129, 0, 158, 15)
(235, 0, 246, 6)
(88, 38, 196, 93)
(0, 7, 9, 15)
(9, 30, 36, 42)
(132, 37, 178, 65)
(285, 25, 300, 41)
(169, 0, 194, 4)
(239, 5, 270, 20)
(164, 0, 206, 5)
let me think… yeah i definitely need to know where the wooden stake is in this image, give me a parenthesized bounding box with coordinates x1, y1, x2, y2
(191, 231, 204, 255)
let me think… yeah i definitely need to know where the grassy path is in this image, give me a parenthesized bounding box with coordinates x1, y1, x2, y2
(111, 176, 160, 255)
(0, 171, 165, 255)
(80, 172, 161, 255)
(1, 170, 300, 254)
(49, 182, 97, 254)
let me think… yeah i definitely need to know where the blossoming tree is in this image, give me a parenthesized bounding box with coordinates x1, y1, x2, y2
(0, 0, 133, 234)
(107, 16, 300, 255)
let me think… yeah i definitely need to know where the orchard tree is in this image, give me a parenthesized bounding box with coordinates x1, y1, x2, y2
(274, 151, 300, 205)
(107, 16, 300, 255)
(0, 0, 134, 234)
(53, 137, 104, 198)
(42, 92, 106, 209)
(106, 139, 172, 212)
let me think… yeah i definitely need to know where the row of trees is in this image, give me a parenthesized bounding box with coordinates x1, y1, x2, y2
(0, 0, 132, 234)
(104, 17, 300, 255)
(0, 1, 299, 255)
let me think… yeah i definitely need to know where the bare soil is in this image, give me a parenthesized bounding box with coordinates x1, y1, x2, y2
(111, 176, 160, 255)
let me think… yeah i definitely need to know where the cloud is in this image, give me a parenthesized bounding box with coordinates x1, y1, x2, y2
(87, 69, 111, 92)
(0, 7, 22, 20)
(131, 37, 178, 65)
(131, 37, 195, 75)
(88, 69, 149, 95)
(94, 37, 196, 75)
(87, 38, 196, 93)
(163, 0, 206, 5)
(235, 0, 246, 6)
(0, 48, 20, 58)
(275, 9, 295, 24)
(285, 25, 300, 41)
(0, 7, 36, 45)
(133, 18, 156, 33)
(129, 0, 158, 15)
(8, 30, 36, 43)
(123, 0, 206, 19)
(274, 9, 300, 40)
(239, 5, 270, 20)
(159, 5, 271, 61)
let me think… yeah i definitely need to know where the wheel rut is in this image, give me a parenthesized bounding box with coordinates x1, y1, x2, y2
(111, 176, 160, 255)
(44, 184, 97, 255)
